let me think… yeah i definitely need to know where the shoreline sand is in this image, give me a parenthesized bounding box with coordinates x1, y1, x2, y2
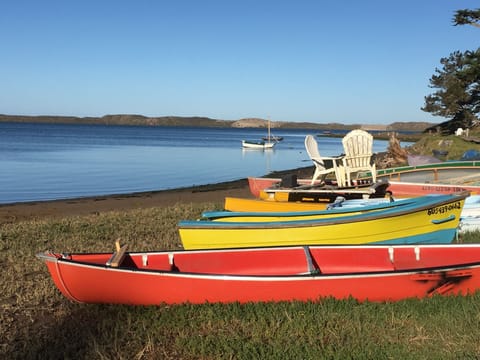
(0, 166, 315, 223)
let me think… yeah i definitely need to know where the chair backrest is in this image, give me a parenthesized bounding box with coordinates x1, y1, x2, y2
(341, 129, 373, 169)
(304, 135, 325, 168)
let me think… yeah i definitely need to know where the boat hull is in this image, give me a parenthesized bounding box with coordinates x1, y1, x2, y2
(376, 161, 480, 183)
(179, 193, 467, 250)
(37, 244, 480, 305)
(242, 140, 275, 149)
(249, 161, 480, 199)
(387, 181, 480, 197)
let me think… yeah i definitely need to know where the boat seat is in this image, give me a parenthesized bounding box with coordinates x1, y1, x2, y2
(106, 239, 128, 267)
(168, 253, 179, 272)
(302, 246, 321, 275)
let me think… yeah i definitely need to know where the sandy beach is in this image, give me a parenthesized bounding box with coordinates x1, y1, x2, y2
(0, 166, 315, 223)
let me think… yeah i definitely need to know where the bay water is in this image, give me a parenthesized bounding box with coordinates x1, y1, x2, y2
(0, 122, 393, 204)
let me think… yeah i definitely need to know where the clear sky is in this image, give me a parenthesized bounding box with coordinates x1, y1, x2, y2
(1, 1, 478, 124)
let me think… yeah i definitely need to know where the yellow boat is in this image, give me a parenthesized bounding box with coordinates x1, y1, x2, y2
(224, 196, 330, 212)
(178, 192, 467, 250)
(224, 195, 396, 212)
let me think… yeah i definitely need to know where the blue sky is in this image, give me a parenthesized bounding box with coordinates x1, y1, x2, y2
(1, 1, 478, 124)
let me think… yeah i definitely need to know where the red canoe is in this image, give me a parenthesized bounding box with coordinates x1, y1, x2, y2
(38, 244, 480, 305)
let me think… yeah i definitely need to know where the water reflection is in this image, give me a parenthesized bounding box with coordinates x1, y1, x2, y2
(241, 148, 274, 174)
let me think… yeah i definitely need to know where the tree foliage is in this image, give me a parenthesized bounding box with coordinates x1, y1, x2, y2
(422, 9, 480, 134)
(453, 8, 480, 28)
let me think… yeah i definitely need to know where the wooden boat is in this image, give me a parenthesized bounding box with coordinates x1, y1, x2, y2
(379, 160, 480, 196)
(224, 196, 330, 212)
(224, 193, 397, 212)
(37, 243, 480, 305)
(225, 193, 479, 215)
(387, 180, 480, 197)
(249, 161, 480, 199)
(259, 179, 389, 203)
(248, 176, 339, 198)
(178, 192, 467, 250)
(371, 160, 480, 183)
(224, 195, 480, 238)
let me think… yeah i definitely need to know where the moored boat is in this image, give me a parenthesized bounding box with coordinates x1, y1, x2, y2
(241, 119, 277, 149)
(178, 192, 468, 250)
(241, 140, 276, 150)
(37, 243, 480, 305)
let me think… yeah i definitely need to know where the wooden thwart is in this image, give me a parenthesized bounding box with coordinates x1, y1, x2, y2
(106, 239, 128, 267)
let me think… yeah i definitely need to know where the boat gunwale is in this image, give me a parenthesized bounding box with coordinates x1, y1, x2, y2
(375, 161, 480, 176)
(37, 250, 480, 281)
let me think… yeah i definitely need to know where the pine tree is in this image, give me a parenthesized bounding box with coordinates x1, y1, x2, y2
(422, 9, 480, 134)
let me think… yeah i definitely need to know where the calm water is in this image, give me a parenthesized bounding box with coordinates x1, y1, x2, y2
(0, 122, 393, 204)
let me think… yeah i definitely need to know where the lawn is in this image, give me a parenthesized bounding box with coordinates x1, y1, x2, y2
(2, 202, 480, 359)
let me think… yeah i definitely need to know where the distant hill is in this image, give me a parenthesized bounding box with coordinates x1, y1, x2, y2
(0, 114, 436, 132)
(387, 122, 435, 132)
(0, 114, 233, 127)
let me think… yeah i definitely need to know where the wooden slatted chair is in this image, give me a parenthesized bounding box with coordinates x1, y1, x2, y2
(341, 129, 376, 186)
(304, 135, 345, 186)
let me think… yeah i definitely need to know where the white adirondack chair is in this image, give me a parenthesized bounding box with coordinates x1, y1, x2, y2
(341, 129, 376, 186)
(304, 135, 345, 186)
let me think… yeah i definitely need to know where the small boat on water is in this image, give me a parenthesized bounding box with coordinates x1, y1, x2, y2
(37, 243, 480, 304)
(241, 139, 276, 150)
(241, 119, 278, 149)
(178, 192, 467, 250)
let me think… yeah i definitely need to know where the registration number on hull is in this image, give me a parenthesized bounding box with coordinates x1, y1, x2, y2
(427, 202, 462, 215)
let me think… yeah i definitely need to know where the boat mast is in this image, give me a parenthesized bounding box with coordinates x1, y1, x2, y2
(267, 117, 271, 141)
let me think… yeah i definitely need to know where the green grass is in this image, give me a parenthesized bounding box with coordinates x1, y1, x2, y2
(2, 203, 480, 359)
(408, 132, 480, 160)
